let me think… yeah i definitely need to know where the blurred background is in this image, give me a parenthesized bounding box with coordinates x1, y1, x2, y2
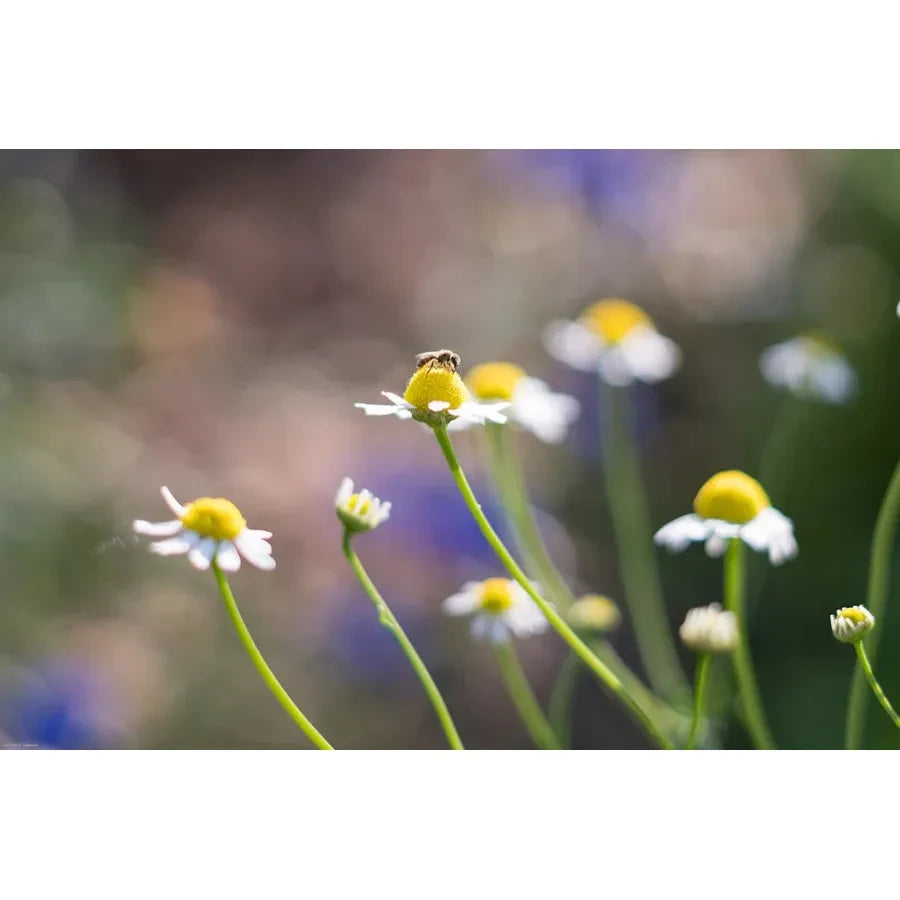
(0, 149, 897, 749)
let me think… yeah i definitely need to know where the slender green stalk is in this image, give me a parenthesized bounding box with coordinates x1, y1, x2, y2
(845, 460, 900, 748)
(211, 560, 333, 749)
(548, 651, 580, 748)
(432, 423, 673, 749)
(493, 640, 561, 749)
(854, 641, 900, 731)
(598, 382, 688, 702)
(686, 654, 711, 750)
(342, 531, 464, 750)
(723, 540, 775, 749)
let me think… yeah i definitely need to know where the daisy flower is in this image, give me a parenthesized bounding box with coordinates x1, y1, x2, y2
(133, 486, 275, 572)
(447, 361, 580, 443)
(544, 298, 681, 386)
(679, 603, 738, 654)
(654, 470, 797, 565)
(566, 594, 621, 633)
(443, 577, 548, 644)
(759, 333, 857, 404)
(355, 352, 509, 428)
(831, 605, 875, 644)
(335, 477, 391, 533)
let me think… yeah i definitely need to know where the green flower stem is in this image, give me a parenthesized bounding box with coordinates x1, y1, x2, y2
(547, 651, 580, 749)
(853, 640, 900, 731)
(484, 423, 574, 610)
(341, 531, 464, 750)
(211, 560, 334, 750)
(845, 460, 900, 748)
(686, 654, 712, 750)
(493, 640, 561, 750)
(432, 423, 673, 749)
(723, 540, 775, 749)
(599, 381, 688, 702)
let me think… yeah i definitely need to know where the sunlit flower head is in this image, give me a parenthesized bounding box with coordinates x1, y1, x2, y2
(679, 603, 738, 654)
(446, 361, 580, 443)
(654, 470, 797, 565)
(133, 486, 275, 572)
(759, 333, 857, 404)
(335, 477, 391, 533)
(567, 594, 621, 633)
(355, 350, 509, 428)
(543, 298, 681, 386)
(443, 577, 548, 643)
(830, 605, 875, 644)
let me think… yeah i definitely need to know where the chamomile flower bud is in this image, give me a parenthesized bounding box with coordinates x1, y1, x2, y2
(830, 605, 875, 644)
(335, 477, 391, 533)
(567, 594, 621, 633)
(133, 486, 275, 572)
(355, 350, 510, 429)
(543, 298, 681, 386)
(443, 577, 548, 644)
(759, 333, 857, 404)
(654, 470, 797, 565)
(679, 603, 738, 654)
(447, 361, 580, 443)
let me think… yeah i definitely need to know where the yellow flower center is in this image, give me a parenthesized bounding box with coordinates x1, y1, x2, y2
(693, 471, 770, 524)
(349, 493, 372, 516)
(837, 607, 868, 625)
(403, 365, 468, 412)
(181, 497, 246, 541)
(580, 298, 652, 344)
(479, 578, 515, 614)
(465, 362, 526, 401)
(568, 595, 621, 632)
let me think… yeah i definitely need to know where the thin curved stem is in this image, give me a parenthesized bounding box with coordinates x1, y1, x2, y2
(854, 641, 900, 732)
(845, 460, 900, 748)
(723, 540, 775, 749)
(493, 640, 561, 749)
(686, 654, 711, 750)
(432, 424, 673, 749)
(342, 531, 464, 750)
(548, 651, 580, 749)
(211, 561, 333, 749)
(598, 382, 688, 702)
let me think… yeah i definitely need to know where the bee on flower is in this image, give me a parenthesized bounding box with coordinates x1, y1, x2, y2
(335, 477, 391, 533)
(654, 470, 797, 565)
(759, 333, 857, 404)
(355, 349, 510, 428)
(443, 577, 549, 644)
(133, 487, 275, 571)
(830, 605, 875, 644)
(543, 298, 681, 386)
(447, 361, 580, 443)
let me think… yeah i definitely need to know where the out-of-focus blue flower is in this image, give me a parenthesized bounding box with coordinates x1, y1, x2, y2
(2, 661, 110, 749)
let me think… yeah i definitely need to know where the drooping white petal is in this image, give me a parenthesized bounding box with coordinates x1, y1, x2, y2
(335, 477, 354, 509)
(160, 486, 186, 517)
(512, 377, 580, 443)
(704, 534, 729, 558)
(654, 514, 712, 552)
(543, 320, 604, 371)
(740, 507, 797, 565)
(381, 391, 411, 407)
(355, 402, 407, 417)
(188, 538, 217, 570)
(244, 528, 274, 541)
(428, 400, 450, 411)
(619, 328, 681, 383)
(148, 536, 194, 556)
(133, 519, 183, 537)
(442, 585, 482, 616)
(215, 540, 242, 572)
(597, 348, 634, 386)
(504, 590, 549, 638)
(234, 530, 276, 570)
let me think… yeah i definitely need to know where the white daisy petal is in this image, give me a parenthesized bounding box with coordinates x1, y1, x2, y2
(188, 538, 217, 570)
(543, 320, 605, 371)
(355, 402, 406, 417)
(148, 536, 193, 556)
(620, 329, 681, 383)
(654, 514, 711, 552)
(335, 477, 354, 508)
(132, 519, 183, 537)
(381, 391, 411, 407)
(244, 528, 273, 541)
(215, 540, 242, 572)
(234, 531, 276, 570)
(704, 534, 729, 558)
(160, 486, 185, 517)
(428, 400, 450, 411)
(443, 586, 482, 616)
(488, 618, 510, 644)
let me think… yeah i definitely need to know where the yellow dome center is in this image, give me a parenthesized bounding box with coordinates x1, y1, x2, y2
(580, 299, 652, 344)
(837, 607, 868, 625)
(693, 471, 770, 524)
(479, 578, 515, 613)
(403, 365, 468, 412)
(465, 362, 527, 401)
(181, 497, 246, 541)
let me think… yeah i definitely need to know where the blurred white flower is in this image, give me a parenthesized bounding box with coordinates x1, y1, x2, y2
(447, 361, 579, 443)
(759, 334, 857, 404)
(355, 357, 508, 428)
(133, 486, 275, 572)
(830, 605, 875, 644)
(335, 477, 391, 533)
(544, 298, 681, 386)
(654, 470, 797, 565)
(443, 577, 548, 643)
(679, 603, 738, 653)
